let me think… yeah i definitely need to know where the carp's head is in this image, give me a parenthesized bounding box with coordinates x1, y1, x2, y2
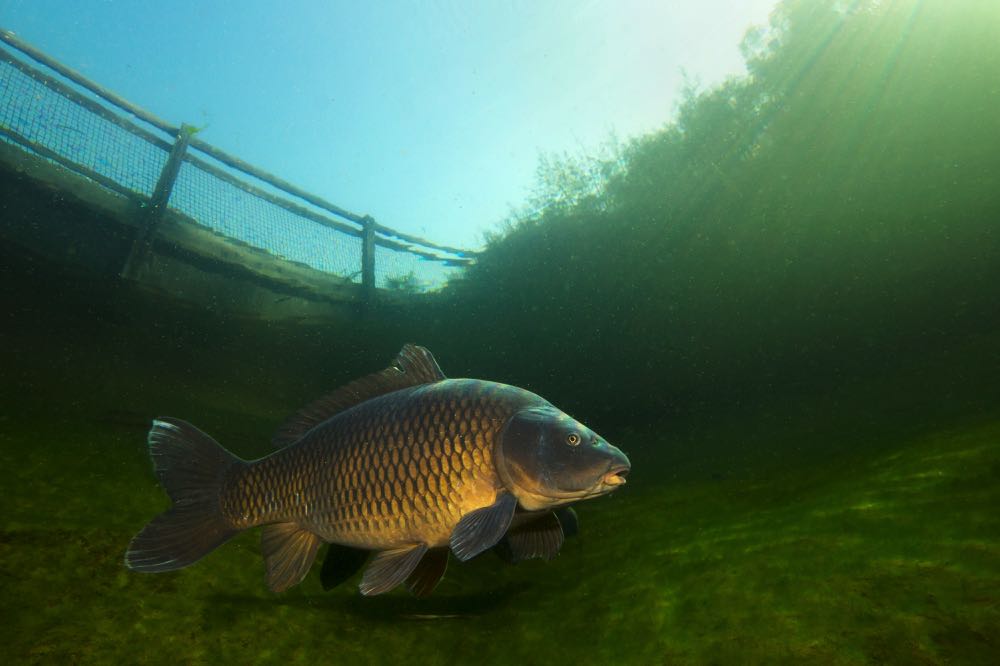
(496, 406, 630, 511)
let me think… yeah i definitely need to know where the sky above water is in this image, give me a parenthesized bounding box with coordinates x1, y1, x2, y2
(2, 0, 777, 249)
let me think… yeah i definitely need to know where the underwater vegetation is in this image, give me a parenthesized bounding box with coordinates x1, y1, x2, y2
(384, 270, 425, 293)
(1, 0, 998, 663)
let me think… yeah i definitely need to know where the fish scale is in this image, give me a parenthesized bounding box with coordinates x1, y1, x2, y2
(220, 379, 532, 550)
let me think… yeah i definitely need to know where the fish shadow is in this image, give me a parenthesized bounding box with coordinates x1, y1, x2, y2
(340, 583, 523, 622)
(206, 582, 523, 624)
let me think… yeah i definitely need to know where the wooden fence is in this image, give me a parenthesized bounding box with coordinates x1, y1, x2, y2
(0, 29, 475, 301)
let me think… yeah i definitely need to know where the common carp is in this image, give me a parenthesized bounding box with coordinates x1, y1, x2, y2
(125, 345, 630, 596)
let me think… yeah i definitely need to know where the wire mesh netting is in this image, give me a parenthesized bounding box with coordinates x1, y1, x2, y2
(375, 245, 461, 291)
(0, 56, 165, 197)
(170, 160, 364, 280)
(0, 45, 469, 291)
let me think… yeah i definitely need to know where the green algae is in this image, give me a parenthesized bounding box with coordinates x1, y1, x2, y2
(2, 406, 996, 664)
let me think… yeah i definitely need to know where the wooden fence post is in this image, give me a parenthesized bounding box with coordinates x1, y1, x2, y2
(361, 215, 377, 306)
(120, 124, 193, 280)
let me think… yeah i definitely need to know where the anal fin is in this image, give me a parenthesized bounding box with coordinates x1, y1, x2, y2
(405, 548, 449, 598)
(261, 523, 322, 593)
(360, 544, 428, 596)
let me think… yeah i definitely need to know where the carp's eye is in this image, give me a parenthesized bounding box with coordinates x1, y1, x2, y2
(566, 433, 581, 446)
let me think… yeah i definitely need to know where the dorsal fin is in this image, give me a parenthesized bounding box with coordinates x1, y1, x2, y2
(272, 344, 446, 448)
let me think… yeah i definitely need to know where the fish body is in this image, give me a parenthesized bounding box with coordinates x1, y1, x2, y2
(126, 345, 630, 596)
(226, 378, 537, 549)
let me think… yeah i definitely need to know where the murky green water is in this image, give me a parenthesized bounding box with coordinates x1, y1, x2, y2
(2, 1, 999, 663)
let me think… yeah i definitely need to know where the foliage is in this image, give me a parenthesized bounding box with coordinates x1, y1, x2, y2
(384, 270, 425, 293)
(179, 122, 208, 138)
(440, 0, 1000, 425)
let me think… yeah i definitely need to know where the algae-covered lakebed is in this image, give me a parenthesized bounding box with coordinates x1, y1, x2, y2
(1, 288, 997, 664)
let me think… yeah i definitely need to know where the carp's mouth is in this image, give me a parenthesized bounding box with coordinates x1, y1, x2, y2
(601, 465, 629, 487)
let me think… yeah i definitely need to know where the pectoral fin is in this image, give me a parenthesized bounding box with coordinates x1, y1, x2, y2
(319, 543, 370, 591)
(496, 511, 565, 563)
(450, 493, 517, 561)
(555, 507, 579, 538)
(360, 544, 428, 596)
(261, 523, 322, 593)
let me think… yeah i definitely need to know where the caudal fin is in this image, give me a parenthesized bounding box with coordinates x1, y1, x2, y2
(125, 418, 242, 572)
